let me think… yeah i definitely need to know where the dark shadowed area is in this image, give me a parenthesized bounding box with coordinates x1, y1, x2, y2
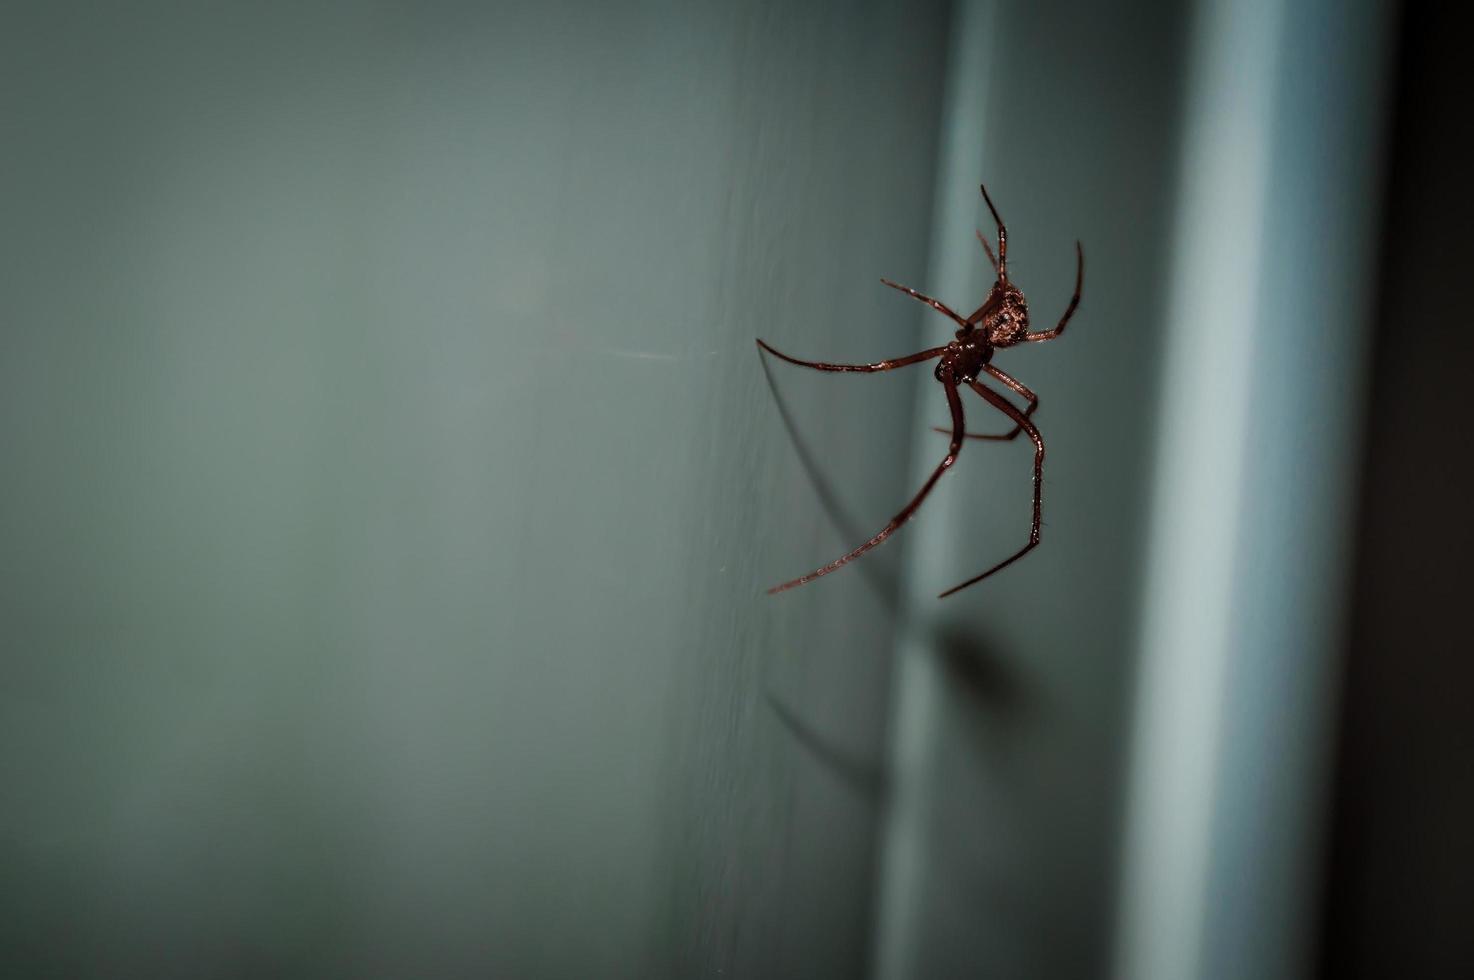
(1317, 4, 1474, 977)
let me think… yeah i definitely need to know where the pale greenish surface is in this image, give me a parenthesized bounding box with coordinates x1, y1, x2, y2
(1, 2, 949, 976)
(1, 2, 1390, 978)
(1119, 1, 1393, 978)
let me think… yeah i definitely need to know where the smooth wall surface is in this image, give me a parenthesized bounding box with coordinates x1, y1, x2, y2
(1, 3, 950, 976)
(3, 3, 1401, 979)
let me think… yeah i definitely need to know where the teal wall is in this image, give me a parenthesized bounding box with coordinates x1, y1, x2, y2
(1, 2, 1395, 978)
(1, 2, 950, 976)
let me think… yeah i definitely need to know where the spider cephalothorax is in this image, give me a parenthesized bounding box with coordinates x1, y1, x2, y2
(756, 183, 1084, 598)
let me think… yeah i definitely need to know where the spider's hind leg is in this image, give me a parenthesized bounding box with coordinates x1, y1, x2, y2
(938, 379, 1045, 598)
(931, 364, 1037, 440)
(768, 376, 966, 594)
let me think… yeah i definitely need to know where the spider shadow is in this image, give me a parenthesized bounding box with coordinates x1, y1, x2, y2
(764, 690, 888, 803)
(927, 620, 1031, 719)
(763, 617, 1033, 809)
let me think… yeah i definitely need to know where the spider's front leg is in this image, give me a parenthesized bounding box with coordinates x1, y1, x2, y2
(1023, 242, 1085, 343)
(980, 183, 1008, 280)
(879, 279, 970, 330)
(756, 338, 947, 373)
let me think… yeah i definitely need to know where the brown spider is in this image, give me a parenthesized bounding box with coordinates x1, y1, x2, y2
(757, 184, 1083, 598)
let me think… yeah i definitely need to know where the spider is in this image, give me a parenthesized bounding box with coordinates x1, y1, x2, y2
(756, 184, 1083, 598)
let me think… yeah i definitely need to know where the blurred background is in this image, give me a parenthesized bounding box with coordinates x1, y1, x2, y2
(1, 1, 1468, 978)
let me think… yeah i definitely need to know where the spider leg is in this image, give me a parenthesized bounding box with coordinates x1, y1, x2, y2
(938, 380, 1045, 598)
(980, 184, 1008, 281)
(930, 365, 1037, 440)
(977, 364, 1038, 438)
(756, 338, 947, 373)
(925, 362, 1043, 439)
(1024, 242, 1084, 342)
(975, 228, 999, 274)
(934, 427, 1010, 440)
(933, 427, 1015, 441)
(879, 279, 970, 330)
(768, 376, 965, 595)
